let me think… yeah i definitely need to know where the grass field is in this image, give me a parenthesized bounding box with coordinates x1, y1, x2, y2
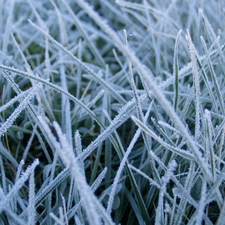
(0, 0, 225, 224)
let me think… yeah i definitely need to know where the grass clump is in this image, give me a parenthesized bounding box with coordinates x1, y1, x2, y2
(0, 0, 225, 224)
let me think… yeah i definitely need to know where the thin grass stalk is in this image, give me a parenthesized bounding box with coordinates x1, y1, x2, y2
(155, 160, 177, 225)
(107, 128, 141, 214)
(0, 83, 42, 137)
(186, 30, 202, 141)
(0, 156, 6, 193)
(0, 89, 30, 113)
(28, 171, 36, 225)
(195, 179, 206, 225)
(74, 130, 85, 176)
(173, 30, 182, 112)
(0, 142, 18, 167)
(205, 109, 216, 180)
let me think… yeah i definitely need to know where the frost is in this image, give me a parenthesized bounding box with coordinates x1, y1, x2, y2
(0, 0, 224, 224)
(0, 159, 39, 214)
(78, 94, 147, 161)
(0, 83, 42, 137)
(172, 187, 183, 199)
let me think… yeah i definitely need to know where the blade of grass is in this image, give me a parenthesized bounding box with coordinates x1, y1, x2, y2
(173, 30, 182, 112)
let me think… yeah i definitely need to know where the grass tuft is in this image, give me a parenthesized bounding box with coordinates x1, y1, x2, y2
(0, 0, 225, 224)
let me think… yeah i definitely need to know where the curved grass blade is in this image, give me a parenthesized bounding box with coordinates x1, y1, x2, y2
(173, 30, 182, 112)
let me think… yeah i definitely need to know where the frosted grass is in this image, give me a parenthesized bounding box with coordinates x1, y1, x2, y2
(173, 30, 182, 111)
(186, 30, 201, 141)
(28, 171, 36, 225)
(28, 19, 127, 105)
(107, 127, 141, 214)
(75, 0, 212, 182)
(0, 0, 225, 224)
(0, 159, 39, 214)
(0, 83, 42, 137)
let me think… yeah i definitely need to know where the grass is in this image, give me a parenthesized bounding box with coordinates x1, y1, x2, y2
(0, 0, 225, 224)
